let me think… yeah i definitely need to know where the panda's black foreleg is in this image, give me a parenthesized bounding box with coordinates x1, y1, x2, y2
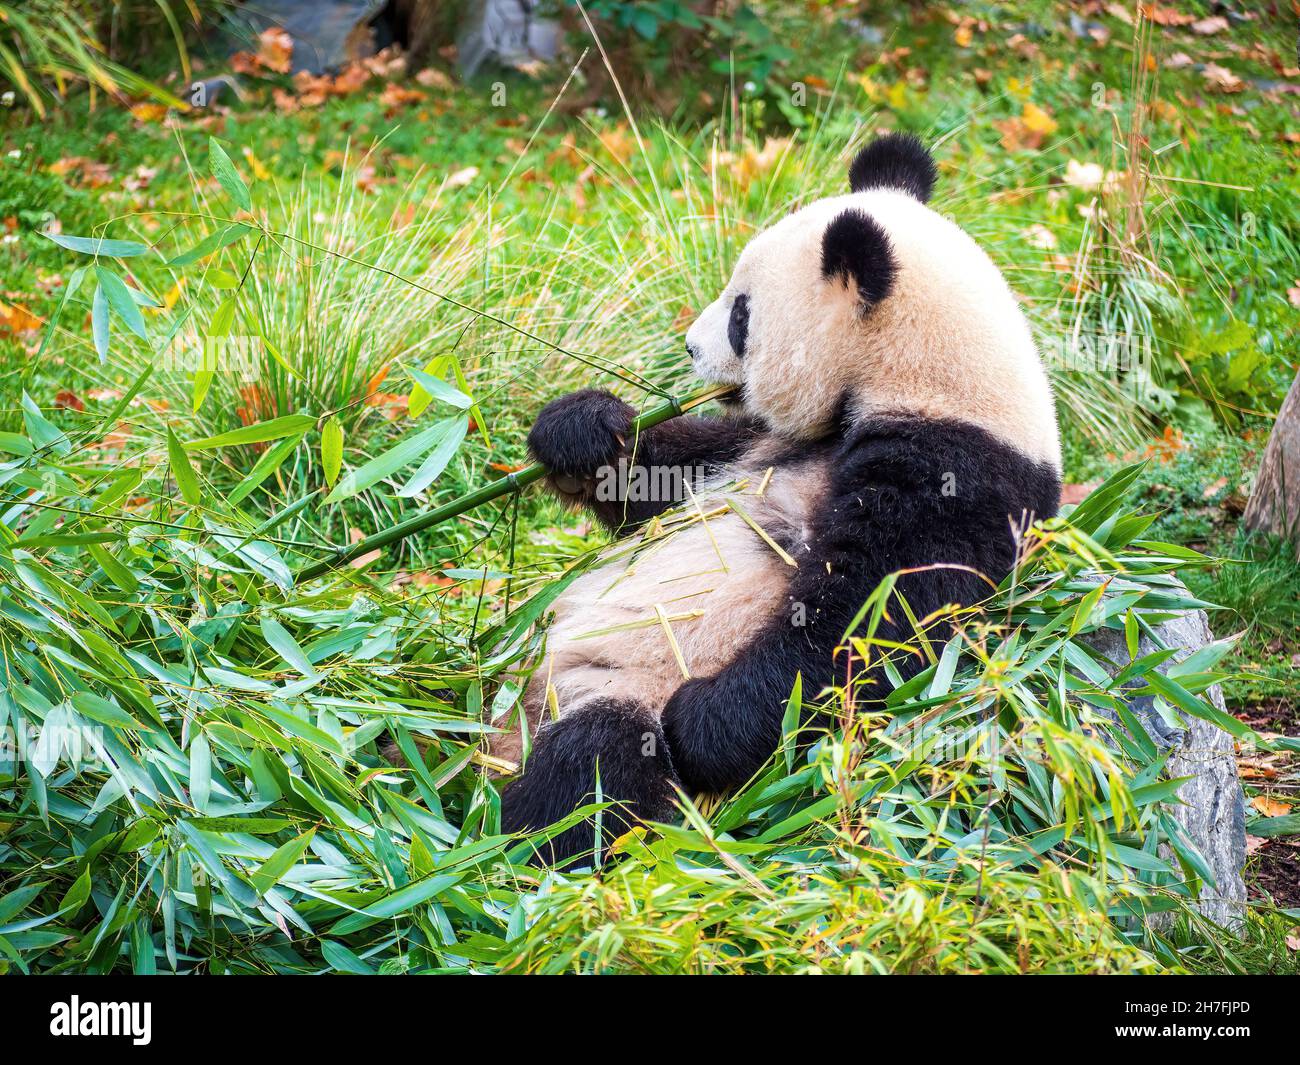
(526, 388, 763, 533)
(499, 700, 680, 867)
(661, 418, 1060, 794)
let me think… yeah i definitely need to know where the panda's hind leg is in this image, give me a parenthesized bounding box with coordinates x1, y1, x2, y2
(499, 700, 679, 867)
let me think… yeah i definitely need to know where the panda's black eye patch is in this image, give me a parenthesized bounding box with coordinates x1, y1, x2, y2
(728, 294, 750, 358)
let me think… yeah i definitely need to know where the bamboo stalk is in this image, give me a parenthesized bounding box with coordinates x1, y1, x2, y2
(296, 384, 736, 581)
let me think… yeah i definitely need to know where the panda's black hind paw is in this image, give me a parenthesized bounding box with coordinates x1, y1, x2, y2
(500, 701, 679, 868)
(527, 389, 634, 489)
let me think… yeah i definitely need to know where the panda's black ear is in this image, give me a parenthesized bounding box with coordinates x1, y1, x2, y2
(848, 132, 936, 202)
(821, 208, 896, 310)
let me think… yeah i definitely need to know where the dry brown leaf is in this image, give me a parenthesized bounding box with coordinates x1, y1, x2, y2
(415, 67, 454, 90)
(49, 156, 112, 188)
(1064, 159, 1105, 191)
(366, 391, 408, 419)
(596, 124, 635, 165)
(331, 63, 370, 96)
(361, 46, 406, 80)
(1287, 280, 1300, 307)
(1201, 476, 1228, 499)
(447, 166, 478, 188)
(1141, 4, 1196, 27)
(272, 87, 301, 113)
(130, 102, 169, 124)
(231, 27, 293, 76)
(0, 298, 43, 335)
(1060, 482, 1097, 506)
(379, 83, 424, 108)
(1191, 15, 1229, 35)
(124, 165, 157, 193)
(712, 137, 792, 189)
(1245, 834, 1269, 855)
(1202, 63, 1245, 93)
(1250, 795, 1293, 818)
(1023, 223, 1057, 249)
(346, 528, 381, 569)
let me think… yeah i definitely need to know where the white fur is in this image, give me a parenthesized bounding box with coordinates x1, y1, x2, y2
(493, 456, 827, 765)
(685, 189, 1062, 468)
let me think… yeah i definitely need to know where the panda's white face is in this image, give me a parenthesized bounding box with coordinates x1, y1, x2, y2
(685, 134, 1062, 469)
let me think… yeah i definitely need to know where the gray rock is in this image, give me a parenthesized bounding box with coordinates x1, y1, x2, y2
(459, 0, 560, 78)
(236, 0, 387, 74)
(1084, 607, 1246, 928)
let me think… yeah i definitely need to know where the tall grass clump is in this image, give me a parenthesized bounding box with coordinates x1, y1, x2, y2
(0, 0, 190, 115)
(44, 114, 856, 560)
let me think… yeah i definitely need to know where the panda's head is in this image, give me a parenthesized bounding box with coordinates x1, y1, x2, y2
(686, 132, 1060, 468)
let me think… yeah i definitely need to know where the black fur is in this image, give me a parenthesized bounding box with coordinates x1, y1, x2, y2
(519, 395, 1060, 859)
(661, 415, 1060, 792)
(848, 132, 937, 202)
(821, 209, 897, 309)
(528, 388, 764, 532)
(526, 388, 633, 478)
(728, 294, 750, 357)
(500, 700, 679, 867)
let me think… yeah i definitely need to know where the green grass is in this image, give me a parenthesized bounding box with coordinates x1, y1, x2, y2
(1, 1, 1298, 974)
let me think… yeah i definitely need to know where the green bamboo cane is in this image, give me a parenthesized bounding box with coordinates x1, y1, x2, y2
(296, 383, 735, 582)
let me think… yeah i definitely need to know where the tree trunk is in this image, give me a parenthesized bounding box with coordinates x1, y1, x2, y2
(1244, 370, 1300, 555)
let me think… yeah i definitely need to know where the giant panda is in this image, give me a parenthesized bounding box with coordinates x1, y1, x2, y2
(497, 133, 1062, 864)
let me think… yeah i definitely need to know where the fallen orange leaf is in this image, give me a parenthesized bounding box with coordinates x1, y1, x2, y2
(1250, 795, 1293, 818)
(0, 298, 43, 335)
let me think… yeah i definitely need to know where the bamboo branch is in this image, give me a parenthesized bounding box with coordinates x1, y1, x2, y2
(296, 384, 736, 582)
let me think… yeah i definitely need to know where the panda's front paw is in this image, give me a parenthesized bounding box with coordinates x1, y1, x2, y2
(527, 389, 634, 496)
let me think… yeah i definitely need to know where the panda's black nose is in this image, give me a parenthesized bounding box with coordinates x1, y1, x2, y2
(686, 341, 700, 362)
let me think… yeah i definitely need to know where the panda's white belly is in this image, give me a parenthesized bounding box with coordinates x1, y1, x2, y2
(492, 457, 826, 766)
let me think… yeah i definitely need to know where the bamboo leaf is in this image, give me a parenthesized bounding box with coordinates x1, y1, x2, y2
(20, 392, 70, 456)
(186, 414, 315, 451)
(249, 829, 315, 895)
(95, 266, 148, 339)
(91, 282, 110, 360)
(325, 420, 461, 504)
(168, 223, 252, 267)
(226, 432, 304, 505)
(166, 427, 201, 505)
(44, 233, 149, 257)
(408, 366, 473, 411)
(209, 137, 251, 212)
(189, 734, 212, 813)
(396, 416, 467, 497)
(260, 617, 317, 677)
(71, 692, 144, 730)
(321, 416, 343, 487)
